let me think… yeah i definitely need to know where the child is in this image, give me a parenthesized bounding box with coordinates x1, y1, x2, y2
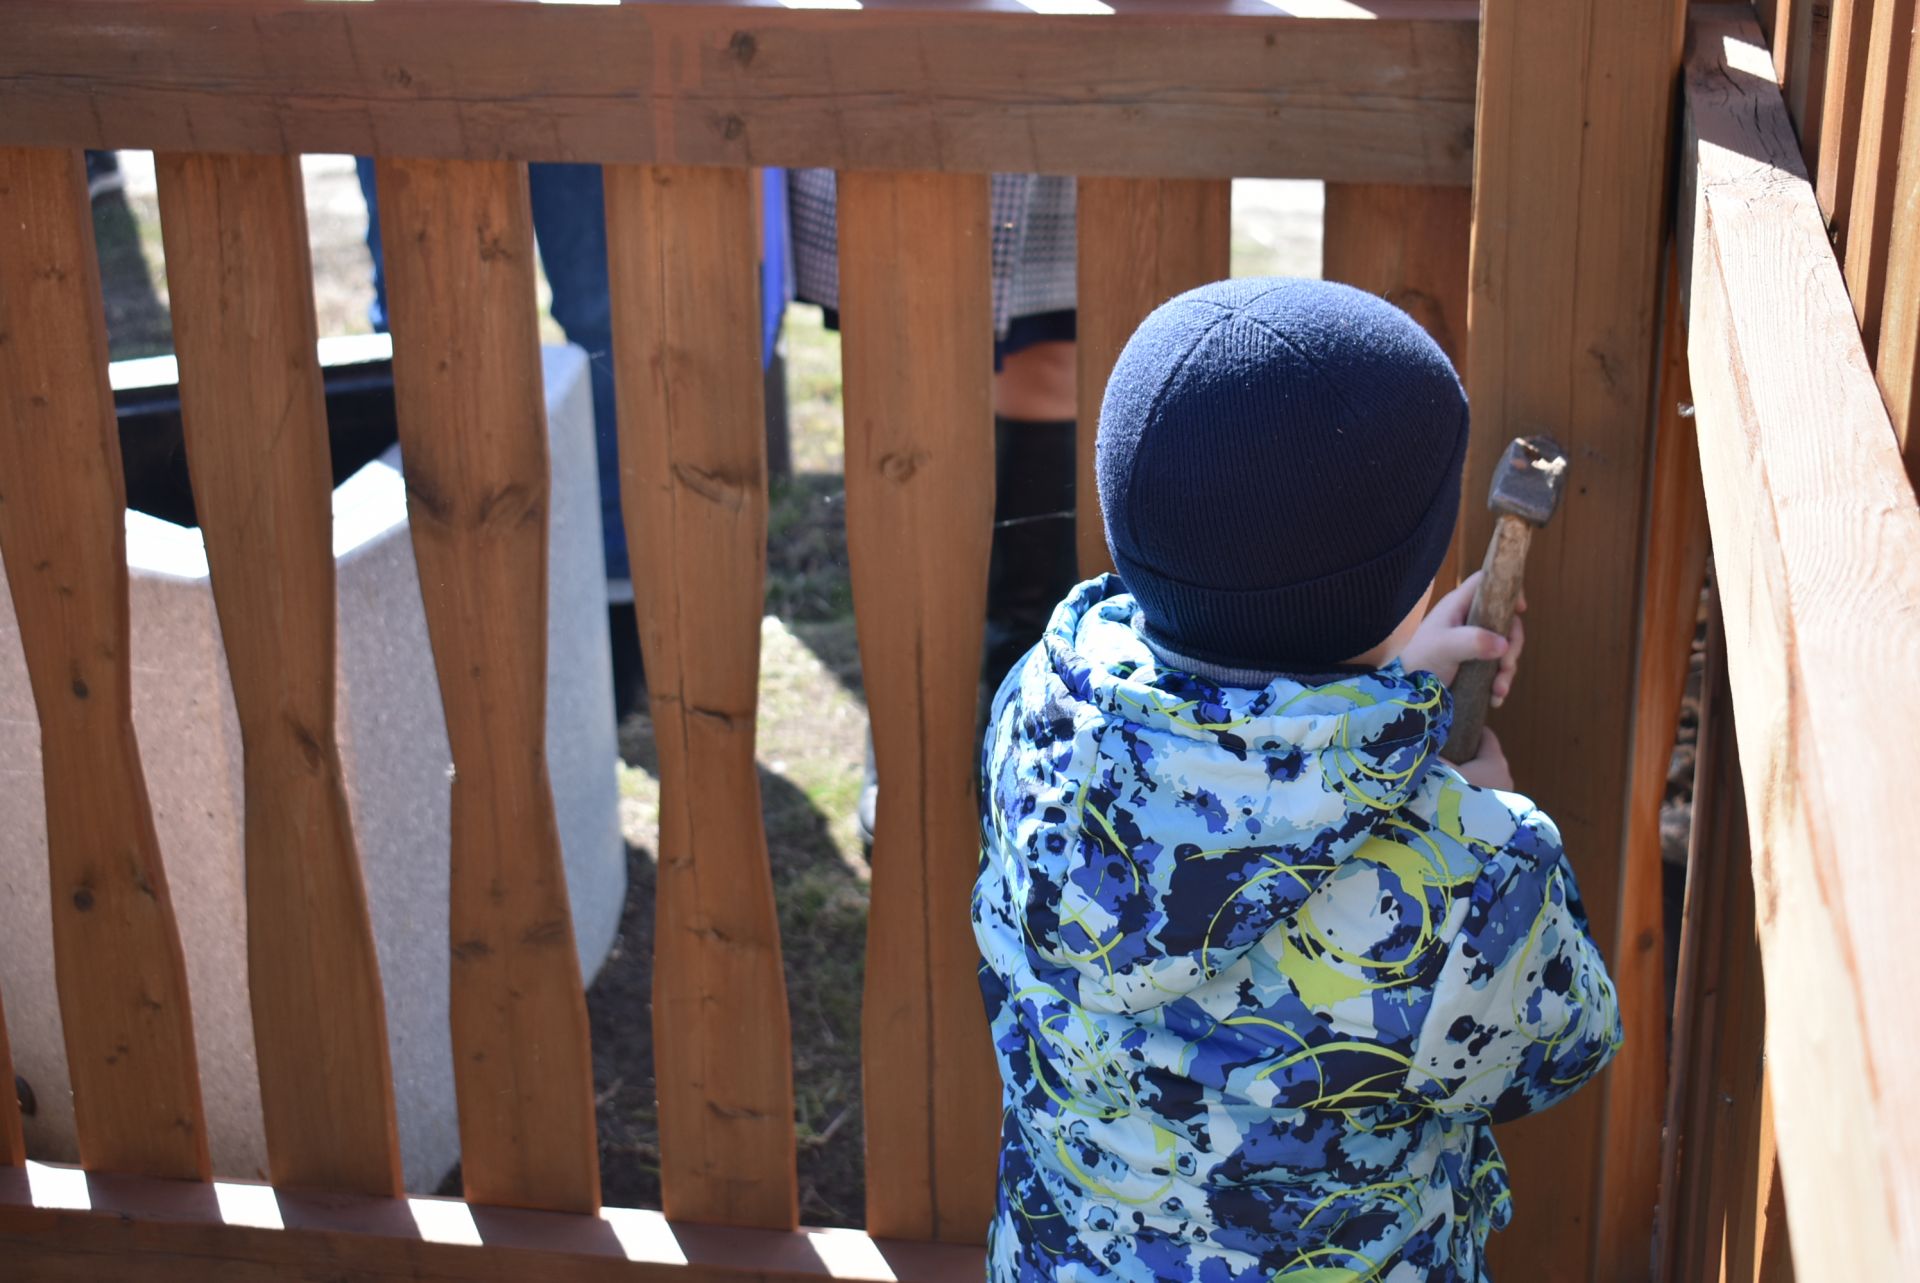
(972, 279, 1621, 1282)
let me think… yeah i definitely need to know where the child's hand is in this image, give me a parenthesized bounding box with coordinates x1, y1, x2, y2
(1400, 571, 1527, 707)
(1454, 727, 1513, 791)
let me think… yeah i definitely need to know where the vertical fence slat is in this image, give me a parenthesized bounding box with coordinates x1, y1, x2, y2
(1655, 593, 1775, 1283)
(1321, 182, 1471, 594)
(1816, 0, 1876, 228)
(1593, 247, 1708, 1283)
(604, 163, 798, 1230)
(1469, 0, 1684, 1276)
(1841, 0, 1916, 355)
(376, 156, 599, 1214)
(1786, 0, 1833, 162)
(1768, 0, 1797, 86)
(838, 171, 998, 1244)
(0, 988, 22, 1165)
(1868, 28, 1920, 484)
(153, 151, 402, 1198)
(0, 147, 209, 1181)
(1074, 179, 1231, 579)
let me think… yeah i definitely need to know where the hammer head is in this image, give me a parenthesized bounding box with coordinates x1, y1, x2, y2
(1487, 435, 1569, 526)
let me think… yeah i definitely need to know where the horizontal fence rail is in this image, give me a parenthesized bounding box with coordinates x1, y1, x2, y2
(0, 0, 1478, 183)
(0, 1163, 984, 1283)
(1682, 11, 1920, 1278)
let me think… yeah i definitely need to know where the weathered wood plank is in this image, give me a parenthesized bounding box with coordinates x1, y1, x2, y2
(604, 162, 797, 1231)
(0, 146, 209, 1182)
(1594, 247, 1708, 1283)
(0, 0, 1476, 184)
(0, 989, 22, 1166)
(1468, 0, 1685, 1274)
(1074, 178, 1232, 578)
(1684, 13, 1920, 1276)
(0, 1163, 985, 1283)
(1815, 0, 1875, 226)
(1867, 23, 1920, 485)
(1840, 0, 1916, 354)
(153, 150, 403, 1199)
(376, 156, 599, 1214)
(1321, 182, 1470, 594)
(837, 171, 999, 1243)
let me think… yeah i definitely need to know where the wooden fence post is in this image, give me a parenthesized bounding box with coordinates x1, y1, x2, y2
(1468, 0, 1686, 1277)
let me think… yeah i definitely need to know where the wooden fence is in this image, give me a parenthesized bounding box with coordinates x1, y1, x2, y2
(0, 1, 1829, 1280)
(1660, 6, 1920, 1279)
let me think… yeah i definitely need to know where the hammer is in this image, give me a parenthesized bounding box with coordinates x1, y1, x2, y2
(1440, 435, 1569, 764)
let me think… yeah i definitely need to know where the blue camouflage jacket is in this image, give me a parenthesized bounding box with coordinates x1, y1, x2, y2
(973, 578, 1621, 1283)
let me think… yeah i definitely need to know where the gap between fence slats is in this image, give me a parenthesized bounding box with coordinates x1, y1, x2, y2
(1868, 25, 1920, 486)
(0, 989, 22, 1165)
(153, 150, 403, 1199)
(1468, 0, 1685, 1276)
(376, 156, 599, 1215)
(0, 0, 1478, 186)
(1684, 12, 1920, 1276)
(1594, 244, 1709, 1283)
(1840, 0, 1916, 355)
(1321, 182, 1471, 595)
(604, 162, 798, 1232)
(837, 171, 999, 1244)
(0, 1162, 984, 1283)
(0, 146, 209, 1183)
(1815, 0, 1875, 228)
(1073, 179, 1232, 580)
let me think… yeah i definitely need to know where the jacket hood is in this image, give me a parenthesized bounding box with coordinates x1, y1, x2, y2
(994, 575, 1453, 1014)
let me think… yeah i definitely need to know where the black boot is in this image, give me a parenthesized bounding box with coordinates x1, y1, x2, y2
(983, 416, 1081, 701)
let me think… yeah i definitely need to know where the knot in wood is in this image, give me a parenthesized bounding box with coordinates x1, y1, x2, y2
(878, 450, 930, 486)
(672, 462, 748, 512)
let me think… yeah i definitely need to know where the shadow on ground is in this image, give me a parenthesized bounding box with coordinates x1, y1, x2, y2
(587, 711, 872, 1226)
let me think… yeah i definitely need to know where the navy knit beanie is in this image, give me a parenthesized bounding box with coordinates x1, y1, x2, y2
(1097, 277, 1470, 669)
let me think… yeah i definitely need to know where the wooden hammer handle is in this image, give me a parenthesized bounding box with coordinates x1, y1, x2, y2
(1440, 514, 1534, 764)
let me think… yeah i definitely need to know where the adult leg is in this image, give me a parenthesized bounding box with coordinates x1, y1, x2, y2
(527, 162, 626, 585)
(353, 157, 390, 334)
(984, 331, 1080, 698)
